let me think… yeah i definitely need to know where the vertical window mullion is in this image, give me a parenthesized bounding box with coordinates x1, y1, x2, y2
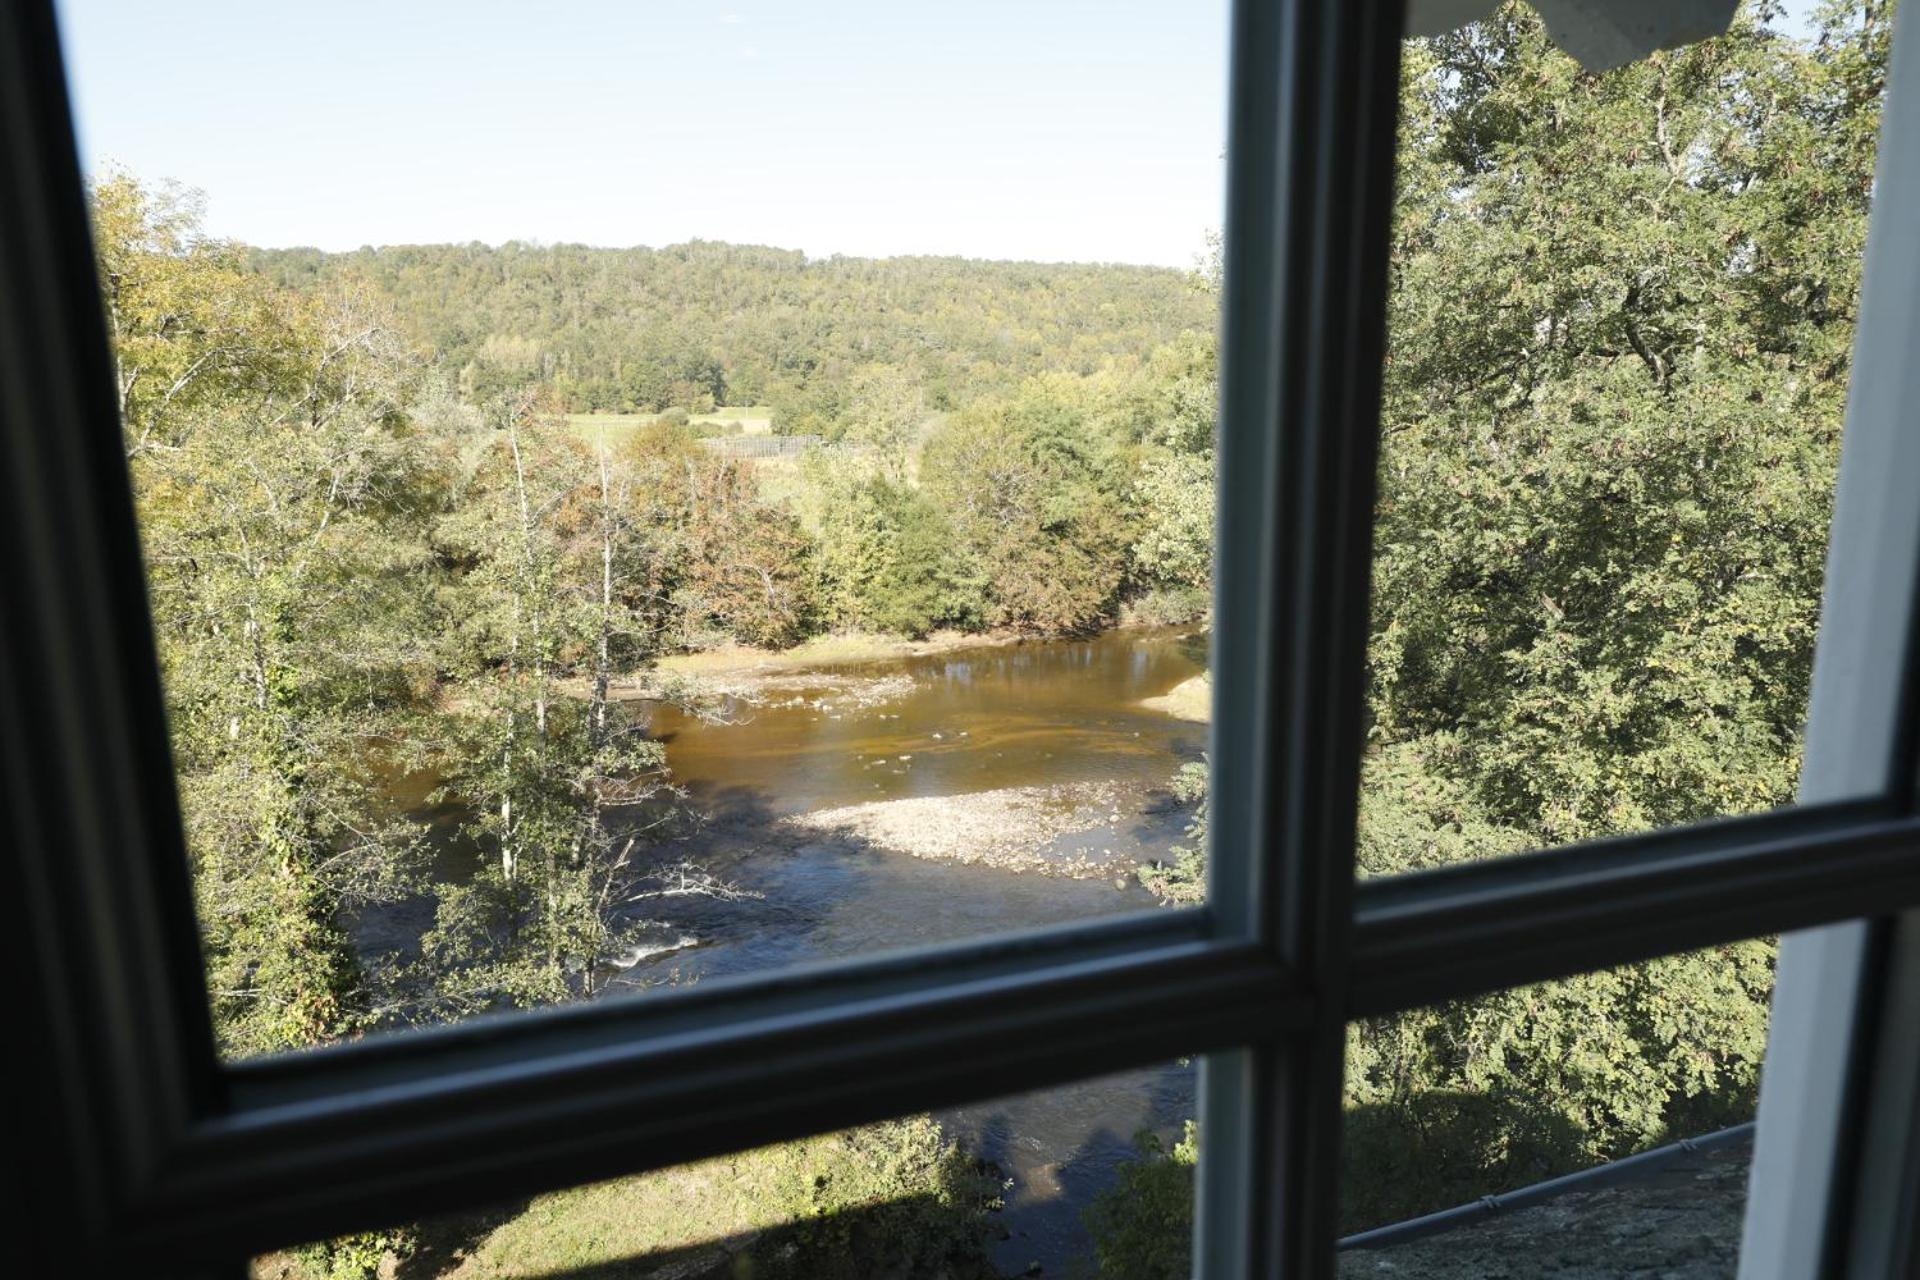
(1742, 4, 1920, 1277)
(1198, 1, 1405, 1276)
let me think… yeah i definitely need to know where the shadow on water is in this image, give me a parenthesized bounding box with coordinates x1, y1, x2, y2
(595, 781, 1172, 989)
(945, 1062, 1198, 1278)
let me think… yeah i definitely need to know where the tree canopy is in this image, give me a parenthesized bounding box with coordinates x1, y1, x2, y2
(1107, 2, 1895, 1264)
(246, 238, 1215, 428)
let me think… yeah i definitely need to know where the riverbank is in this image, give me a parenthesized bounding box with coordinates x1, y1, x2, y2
(660, 628, 1034, 676)
(590, 629, 1036, 712)
(1138, 673, 1210, 722)
(603, 626, 1212, 722)
(786, 781, 1147, 879)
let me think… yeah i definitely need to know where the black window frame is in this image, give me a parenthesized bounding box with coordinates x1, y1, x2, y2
(6, 0, 1920, 1275)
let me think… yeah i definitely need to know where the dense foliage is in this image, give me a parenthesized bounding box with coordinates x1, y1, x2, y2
(247, 239, 1214, 427)
(1103, 1, 1893, 1269)
(1081, 1124, 1199, 1280)
(101, 175, 436, 1053)
(1370, 1, 1875, 848)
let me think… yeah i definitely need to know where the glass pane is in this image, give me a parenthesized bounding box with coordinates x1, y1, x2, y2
(1361, 0, 1894, 874)
(254, 1059, 1198, 1279)
(54, 0, 1226, 1056)
(1341, 945, 1767, 1273)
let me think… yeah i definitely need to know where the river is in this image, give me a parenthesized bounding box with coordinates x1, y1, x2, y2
(371, 625, 1211, 1275)
(647, 626, 1209, 1274)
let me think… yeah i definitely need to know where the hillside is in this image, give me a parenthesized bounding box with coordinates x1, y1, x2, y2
(247, 240, 1216, 428)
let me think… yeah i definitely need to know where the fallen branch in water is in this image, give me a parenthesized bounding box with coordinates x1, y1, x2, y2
(622, 860, 762, 904)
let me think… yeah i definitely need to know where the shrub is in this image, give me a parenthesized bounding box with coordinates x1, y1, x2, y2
(1121, 586, 1210, 628)
(1082, 1125, 1197, 1280)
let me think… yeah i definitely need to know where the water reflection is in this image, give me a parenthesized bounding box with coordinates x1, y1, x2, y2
(646, 626, 1209, 817)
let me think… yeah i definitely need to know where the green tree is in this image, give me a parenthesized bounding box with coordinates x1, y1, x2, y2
(1082, 1124, 1198, 1280)
(1370, 0, 1885, 845)
(1107, 1, 1894, 1258)
(103, 177, 435, 1055)
(922, 380, 1132, 634)
(800, 445, 982, 637)
(1128, 335, 1219, 613)
(835, 362, 928, 478)
(93, 171, 306, 461)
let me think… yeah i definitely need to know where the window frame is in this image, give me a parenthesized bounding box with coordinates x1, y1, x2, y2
(4, 0, 1920, 1276)
(1741, 4, 1920, 1273)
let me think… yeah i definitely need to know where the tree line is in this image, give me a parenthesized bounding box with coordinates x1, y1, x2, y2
(245, 236, 1215, 430)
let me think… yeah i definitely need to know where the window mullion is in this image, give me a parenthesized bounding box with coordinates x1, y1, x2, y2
(1197, 1, 1405, 1276)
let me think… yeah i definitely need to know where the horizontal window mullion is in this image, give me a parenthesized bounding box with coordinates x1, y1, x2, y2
(135, 931, 1297, 1262)
(1350, 801, 1920, 1016)
(231, 906, 1209, 1096)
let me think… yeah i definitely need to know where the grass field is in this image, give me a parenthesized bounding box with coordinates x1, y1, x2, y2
(565, 406, 775, 443)
(563, 409, 808, 511)
(699, 405, 774, 433)
(257, 1119, 995, 1280)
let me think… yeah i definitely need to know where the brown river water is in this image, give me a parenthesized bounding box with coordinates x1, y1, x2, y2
(365, 626, 1210, 1275)
(649, 626, 1209, 814)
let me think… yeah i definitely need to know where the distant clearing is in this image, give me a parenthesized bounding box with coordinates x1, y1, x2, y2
(566, 406, 775, 443)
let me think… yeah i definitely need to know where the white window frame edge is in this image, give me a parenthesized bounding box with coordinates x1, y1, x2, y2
(1743, 1, 1920, 1275)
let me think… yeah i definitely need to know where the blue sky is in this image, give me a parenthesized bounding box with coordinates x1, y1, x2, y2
(53, 1, 1831, 268)
(54, 0, 1233, 267)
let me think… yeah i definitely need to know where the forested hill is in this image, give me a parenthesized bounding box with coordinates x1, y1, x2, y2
(246, 240, 1216, 427)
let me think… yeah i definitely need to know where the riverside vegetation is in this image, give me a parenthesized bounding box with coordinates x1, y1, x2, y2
(100, 1, 1887, 1275)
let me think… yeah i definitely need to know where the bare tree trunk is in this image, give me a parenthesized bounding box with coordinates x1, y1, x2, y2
(507, 401, 564, 975)
(593, 428, 614, 753)
(501, 587, 518, 884)
(507, 414, 550, 740)
(574, 428, 619, 954)
(499, 410, 542, 884)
